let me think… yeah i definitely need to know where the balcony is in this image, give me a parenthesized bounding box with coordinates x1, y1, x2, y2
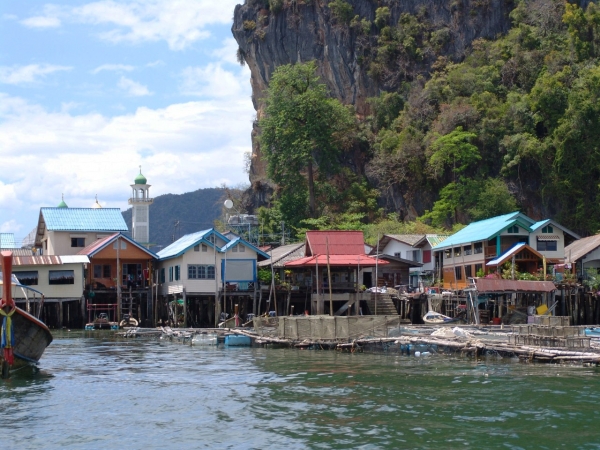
(128, 198, 154, 204)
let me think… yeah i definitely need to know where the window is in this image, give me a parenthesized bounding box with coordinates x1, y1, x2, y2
(194, 244, 200, 252)
(542, 225, 554, 233)
(507, 225, 519, 233)
(463, 245, 472, 255)
(71, 237, 85, 247)
(537, 240, 557, 251)
(175, 265, 180, 281)
(454, 266, 463, 280)
(394, 252, 401, 258)
(49, 270, 74, 285)
(239, 245, 245, 253)
(159, 268, 165, 283)
(169, 266, 173, 282)
(232, 245, 238, 252)
(202, 244, 208, 252)
(464, 265, 473, 278)
(188, 264, 216, 280)
(93, 265, 111, 278)
(445, 249, 452, 259)
(407, 249, 420, 262)
(454, 247, 461, 257)
(474, 242, 483, 254)
(14, 271, 38, 286)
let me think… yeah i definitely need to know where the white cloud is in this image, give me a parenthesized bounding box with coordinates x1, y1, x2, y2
(70, 0, 239, 50)
(20, 16, 61, 28)
(0, 93, 255, 235)
(91, 64, 135, 74)
(181, 63, 249, 99)
(0, 64, 72, 85)
(118, 76, 151, 96)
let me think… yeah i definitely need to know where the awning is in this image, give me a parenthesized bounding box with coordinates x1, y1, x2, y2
(474, 278, 556, 293)
(285, 254, 389, 268)
(537, 235, 559, 241)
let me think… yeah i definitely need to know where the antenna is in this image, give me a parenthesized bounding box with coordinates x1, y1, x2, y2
(224, 199, 233, 209)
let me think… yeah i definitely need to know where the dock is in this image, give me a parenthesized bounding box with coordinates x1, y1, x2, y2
(117, 315, 600, 365)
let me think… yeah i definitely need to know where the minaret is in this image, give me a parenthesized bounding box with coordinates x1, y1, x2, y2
(128, 166, 153, 246)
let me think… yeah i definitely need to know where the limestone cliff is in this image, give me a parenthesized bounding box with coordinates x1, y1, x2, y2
(232, 0, 515, 215)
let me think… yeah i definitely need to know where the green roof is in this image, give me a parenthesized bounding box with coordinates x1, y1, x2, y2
(134, 168, 147, 185)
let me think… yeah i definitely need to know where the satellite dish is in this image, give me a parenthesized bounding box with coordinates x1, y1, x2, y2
(224, 199, 233, 209)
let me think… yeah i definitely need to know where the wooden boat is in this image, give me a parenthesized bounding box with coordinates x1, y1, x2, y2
(85, 312, 119, 330)
(0, 251, 53, 378)
(422, 310, 465, 325)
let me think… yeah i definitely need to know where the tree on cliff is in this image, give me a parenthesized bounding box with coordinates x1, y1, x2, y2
(259, 61, 355, 225)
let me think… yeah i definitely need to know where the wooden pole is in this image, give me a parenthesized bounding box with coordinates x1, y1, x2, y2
(326, 237, 333, 316)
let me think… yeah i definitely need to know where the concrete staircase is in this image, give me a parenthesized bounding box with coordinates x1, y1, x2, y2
(365, 293, 398, 315)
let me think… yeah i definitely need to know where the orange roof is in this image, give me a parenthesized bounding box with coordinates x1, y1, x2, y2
(305, 231, 365, 256)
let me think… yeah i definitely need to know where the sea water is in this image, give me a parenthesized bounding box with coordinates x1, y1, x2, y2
(1, 330, 599, 449)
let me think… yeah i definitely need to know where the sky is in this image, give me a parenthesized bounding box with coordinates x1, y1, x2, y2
(0, 0, 254, 244)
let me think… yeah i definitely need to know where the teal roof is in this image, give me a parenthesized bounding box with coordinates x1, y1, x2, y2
(434, 212, 531, 250)
(41, 207, 128, 231)
(530, 219, 580, 239)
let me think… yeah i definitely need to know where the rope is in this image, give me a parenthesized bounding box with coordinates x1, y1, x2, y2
(0, 306, 16, 366)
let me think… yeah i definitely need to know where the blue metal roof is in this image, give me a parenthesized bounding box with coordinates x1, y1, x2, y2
(41, 207, 128, 231)
(0, 233, 17, 248)
(158, 229, 271, 260)
(157, 229, 215, 260)
(486, 242, 527, 265)
(530, 219, 580, 239)
(434, 212, 530, 250)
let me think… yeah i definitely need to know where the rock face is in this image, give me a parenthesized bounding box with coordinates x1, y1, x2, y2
(232, 0, 515, 212)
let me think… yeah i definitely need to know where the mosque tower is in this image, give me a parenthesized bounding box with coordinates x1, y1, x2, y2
(128, 166, 153, 246)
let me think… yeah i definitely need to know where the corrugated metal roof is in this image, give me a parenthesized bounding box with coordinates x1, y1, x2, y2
(41, 207, 128, 231)
(157, 229, 214, 259)
(474, 278, 556, 293)
(13, 255, 62, 265)
(565, 234, 600, 263)
(426, 234, 449, 247)
(434, 212, 528, 250)
(306, 231, 365, 256)
(0, 233, 17, 248)
(285, 254, 389, 267)
(486, 243, 543, 266)
(531, 219, 580, 239)
(258, 243, 305, 268)
(60, 255, 90, 264)
(0, 248, 38, 257)
(386, 234, 424, 246)
(77, 232, 157, 258)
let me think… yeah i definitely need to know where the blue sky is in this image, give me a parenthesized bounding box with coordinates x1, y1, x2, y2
(0, 0, 253, 243)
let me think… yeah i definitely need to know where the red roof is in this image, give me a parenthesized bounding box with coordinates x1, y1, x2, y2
(285, 254, 388, 267)
(77, 233, 119, 256)
(306, 231, 365, 256)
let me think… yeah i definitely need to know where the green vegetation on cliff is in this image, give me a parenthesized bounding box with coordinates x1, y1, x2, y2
(243, 0, 600, 240)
